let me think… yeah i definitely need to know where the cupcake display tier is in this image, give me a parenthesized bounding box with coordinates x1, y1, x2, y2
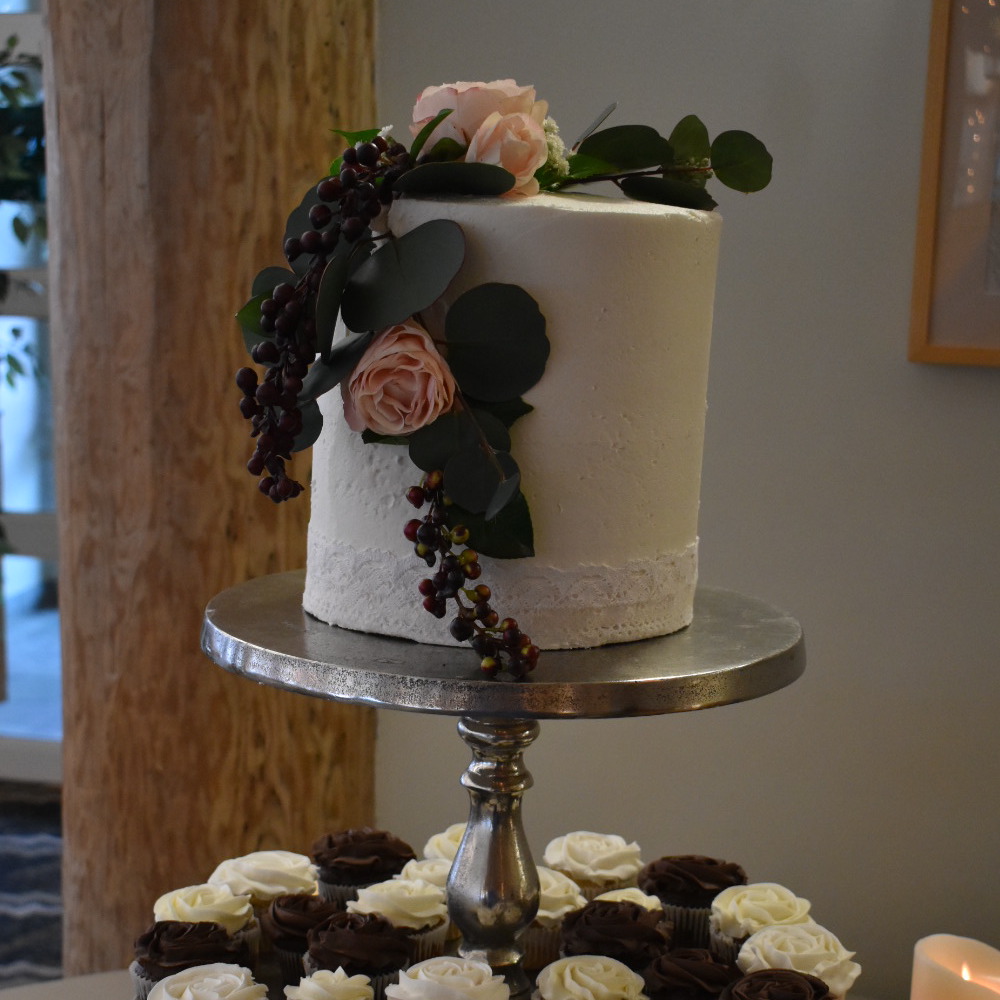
(201, 570, 804, 719)
(201, 570, 804, 997)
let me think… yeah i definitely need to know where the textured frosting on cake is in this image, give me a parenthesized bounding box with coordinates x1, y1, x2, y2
(304, 192, 721, 649)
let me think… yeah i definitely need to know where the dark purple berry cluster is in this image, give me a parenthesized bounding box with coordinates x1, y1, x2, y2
(404, 471, 540, 680)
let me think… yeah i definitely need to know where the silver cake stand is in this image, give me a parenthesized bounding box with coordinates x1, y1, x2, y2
(202, 570, 804, 996)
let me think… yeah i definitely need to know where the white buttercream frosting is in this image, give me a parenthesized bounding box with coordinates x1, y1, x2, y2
(542, 832, 642, 887)
(534, 955, 647, 1000)
(710, 882, 812, 939)
(148, 963, 266, 1000)
(386, 957, 509, 1000)
(346, 877, 447, 930)
(593, 887, 663, 912)
(284, 968, 374, 1000)
(304, 193, 721, 649)
(153, 883, 254, 935)
(208, 851, 318, 903)
(422, 823, 467, 861)
(737, 922, 862, 997)
(398, 857, 452, 889)
(533, 867, 587, 928)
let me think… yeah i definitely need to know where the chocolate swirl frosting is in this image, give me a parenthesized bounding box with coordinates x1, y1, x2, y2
(721, 971, 834, 1000)
(260, 893, 342, 953)
(311, 827, 417, 884)
(133, 920, 246, 979)
(306, 911, 411, 976)
(560, 899, 671, 970)
(643, 948, 739, 999)
(639, 856, 748, 907)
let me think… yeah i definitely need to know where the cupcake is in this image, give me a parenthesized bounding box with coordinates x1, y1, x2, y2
(522, 867, 588, 972)
(386, 957, 509, 1000)
(559, 899, 671, 971)
(305, 911, 412, 1000)
(312, 828, 417, 905)
(422, 823, 467, 862)
(131, 921, 249, 999)
(208, 850, 319, 913)
(638, 856, 747, 948)
(346, 878, 448, 962)
(720, 969, 835, 1000)
(708, 883, 811, 964)
(146, 962, 267, 1000)
(642, 948, 739, 1000)
(153, 883, 259, 968)
(397, 857, 452, 890)
(534, 955, 648, 1000)
(542, 831, 642, 899)
(735, 923, 861, 999)
(260, 892, 343, 985)
(595, 887, 667, 917)
(284, 967, 374, 1000)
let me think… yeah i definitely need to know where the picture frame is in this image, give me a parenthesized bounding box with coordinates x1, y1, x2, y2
(910, 0, 1000, 366)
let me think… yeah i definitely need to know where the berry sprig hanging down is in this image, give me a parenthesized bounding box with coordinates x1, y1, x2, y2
(404, 471, 541, 680)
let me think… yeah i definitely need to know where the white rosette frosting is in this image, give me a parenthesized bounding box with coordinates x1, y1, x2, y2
(348, 878, 448, 931)
(285, 967, 374, 1000)
(710, 883, 812, 939)
(208, 851, 318, 905)
(422, 824, 467, 862)
(593, 887, 663, 912)
(385, 957, 509, 1000)
(398, 858, 452, 890)
(534, 867, 588, 928)
(737, 922, 862, 998)
(147, 963, 267, 1000)
(154, 884, 254, 935)
(541, 832, 641, 895)
(534, 955, 648, 1000)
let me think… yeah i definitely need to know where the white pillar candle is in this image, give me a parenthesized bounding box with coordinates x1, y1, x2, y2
(912, 935, 1000, 1000)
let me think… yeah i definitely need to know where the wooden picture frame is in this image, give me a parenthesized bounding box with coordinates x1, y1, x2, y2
(910, 0, 1000, 366)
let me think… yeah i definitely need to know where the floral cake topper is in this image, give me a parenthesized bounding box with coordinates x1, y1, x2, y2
(234, 80, 771, 678)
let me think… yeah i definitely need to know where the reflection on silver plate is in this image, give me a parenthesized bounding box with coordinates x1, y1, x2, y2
(202, 571, 804, 719)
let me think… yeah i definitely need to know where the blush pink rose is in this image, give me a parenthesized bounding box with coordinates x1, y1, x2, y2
(341, 320, 457, 437)
(411, 79, 548, 154)
(465, 111, 549, 196)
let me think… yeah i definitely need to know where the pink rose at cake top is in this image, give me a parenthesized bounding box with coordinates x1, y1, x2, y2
(234, 78, 772, 678)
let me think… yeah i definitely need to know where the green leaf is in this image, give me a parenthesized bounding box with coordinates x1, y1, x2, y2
(393, 161, 515, 197)
(444, 491, 534, 559)
(465, 395, 534, 428)
(409, 108, 452, 161)
(422, 136, 466, 163)
(283, 182, 333, 275)
(333, 126, 382, 146)
(444, 446, 520, 516)
(620, 174, 718, 211)
(299, 330, 376, 402)
(446, 283, 548, 402)
(563, 151, 617, 182)
(710, 130, 773, 193)
(361, 430, 408, 445)
(252, 266, 297, 298)
(236, 292, 270, 352)
(293, 398, 323, 452)
(314, 238, 374, 359)
(668, 115, 711, 164)
(408, 409, 511, 473)
(577, 124, 673, 171)
(340, 220, 465, 332)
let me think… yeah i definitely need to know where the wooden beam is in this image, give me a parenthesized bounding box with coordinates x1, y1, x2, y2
(44, 0, 377, 973)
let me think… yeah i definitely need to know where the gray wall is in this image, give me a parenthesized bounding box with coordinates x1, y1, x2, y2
(373, 4, 1000, 998)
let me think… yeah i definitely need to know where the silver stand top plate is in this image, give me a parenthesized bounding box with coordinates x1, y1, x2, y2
(201, 571, 804, 719)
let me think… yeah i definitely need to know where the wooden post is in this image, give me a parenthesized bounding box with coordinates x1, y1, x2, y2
(44, 1, 378, 974)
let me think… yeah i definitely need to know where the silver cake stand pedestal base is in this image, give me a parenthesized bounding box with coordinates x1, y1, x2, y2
(202, 570, 805, 996)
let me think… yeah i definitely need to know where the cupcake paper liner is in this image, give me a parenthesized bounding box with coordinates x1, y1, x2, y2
(128, 960, 157, 1000)
(708, 924, 744, 965)
(521, 923, 562, 972)
(317, 880, 364, 906)
(407, 919, 448, 963)
(662, 903, 712, 948)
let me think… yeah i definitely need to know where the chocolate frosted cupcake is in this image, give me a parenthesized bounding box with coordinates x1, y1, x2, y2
(721, 970, 834, 1000)
(639, 855, 747, 947)
(312, 828, 417, 904)
(642, 948, 739, 1000)
(559, 898, 671, 971)
(130, 920, 248, 999)
(305, 911, 411, 1000)
(260, 892, 342, 985)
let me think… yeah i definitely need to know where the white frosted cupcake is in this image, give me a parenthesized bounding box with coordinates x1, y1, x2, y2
(153, 883, 260, 967)
(522, 867, 587, 972)
(208, 851, 319, 912)
(347, 878, 448, 961)
(386, 957, 509, 999)
(533, 955, 648, 1000)
(709, 882, 812, 963)
(285, 967, 374, 1000)
(593, 887, 663, 913)
(542, 832, 642, 899)
(736, 922, 861, 998)
(147, 963, 267, 1000)
(397, 857, 452, 890)
(422, 823, 467, 862)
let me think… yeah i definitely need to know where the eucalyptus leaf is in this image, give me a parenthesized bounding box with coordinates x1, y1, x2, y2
(577, 124, 673, 171)
(563, 151, 617, 182)
(315, 238, 374, 359)
(298, 330, 376, 402)
(423, 136, 466, 163)
(333, 126, 382, 146)
(444, 446, 519, 516)
(408, 408, 510, 473)
(465, 395, 534, 429)
(361, 430, 407, 445)
(710, 130, 773, 192)
(236, 293, 270, 351)
(620, 174, 718, 211)
(409, 108, 452, 161)
(283, 183, 329, 275)
(444, 491, 534, 559)
(446, 283, 548, 402)
(393, 161, 516, 197)
(340, 220, 465, 332)
(293, 398, 323, 452)
(252, 266, 296, 297)
(668, 114, 711, 164)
